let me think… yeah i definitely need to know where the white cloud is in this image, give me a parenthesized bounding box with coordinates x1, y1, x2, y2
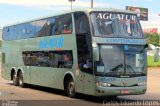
(0, 0, 115, 27)
(141, 13, 160, 33)
(0, 0, 69, 6)
(117, 0, 152, 1)
(0, 0, 114, 10)
(141, 14, 160, 27)
(1, 0, 159, 30)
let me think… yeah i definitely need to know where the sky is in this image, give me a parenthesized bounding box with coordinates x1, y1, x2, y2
(0, 0, 160, 29)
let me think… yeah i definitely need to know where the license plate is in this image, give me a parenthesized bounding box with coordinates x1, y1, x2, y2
(120, 90, 130, 94)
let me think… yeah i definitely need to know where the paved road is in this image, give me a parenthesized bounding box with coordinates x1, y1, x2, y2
(0, 67, 160, 106)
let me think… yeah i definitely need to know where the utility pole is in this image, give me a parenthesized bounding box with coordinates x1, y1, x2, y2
(91, 0, 93, 8)
(69, 0, 75, 10)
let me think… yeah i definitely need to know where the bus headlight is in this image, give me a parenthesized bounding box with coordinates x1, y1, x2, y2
(96, 82, 111, 87)
(137, 82, 146, 86)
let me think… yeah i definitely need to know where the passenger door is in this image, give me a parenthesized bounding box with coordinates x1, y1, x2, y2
(74, 12, 94, 95)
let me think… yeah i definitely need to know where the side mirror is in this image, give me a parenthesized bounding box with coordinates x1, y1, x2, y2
(145, 44, 148, 48)
(154, 48, 159, 62)
(92, 43, 99, 61)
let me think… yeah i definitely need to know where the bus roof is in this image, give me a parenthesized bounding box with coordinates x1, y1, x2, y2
(4, 8, 135, 27)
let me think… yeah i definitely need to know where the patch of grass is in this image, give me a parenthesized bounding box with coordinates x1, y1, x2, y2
(147, 56, 160, 67)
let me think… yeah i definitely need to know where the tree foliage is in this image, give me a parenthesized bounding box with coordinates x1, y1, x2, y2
(0, 40, 1, 47)
(144, 33, 160, 46)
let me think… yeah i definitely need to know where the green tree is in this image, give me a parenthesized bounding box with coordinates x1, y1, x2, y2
(0, 40, 1, 47)
(144, 33, 160, 46)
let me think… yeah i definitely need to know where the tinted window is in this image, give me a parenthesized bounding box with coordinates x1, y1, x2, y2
(22, 50, 73, 68)
(74, 12, 93, 74)
(58, 14, 72, 34)
(74, 12, 89, 34)
(3, 13, 72, 40)
(35, 19, 53, 37)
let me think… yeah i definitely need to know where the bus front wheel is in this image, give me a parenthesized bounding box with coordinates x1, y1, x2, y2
(18, 71, 25, 88)
(66, 78, 76, 98)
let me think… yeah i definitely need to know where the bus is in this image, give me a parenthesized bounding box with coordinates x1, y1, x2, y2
(1, 8, 148, 97)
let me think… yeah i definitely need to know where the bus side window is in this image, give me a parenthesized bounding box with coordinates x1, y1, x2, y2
(52, 16, 59, 35)
(74, 12, 89, 34)
(22, 51, 73, 68)
(36, 19, 51, 37)
(58, 14, 72, 34)
(74, 12, 93, 74)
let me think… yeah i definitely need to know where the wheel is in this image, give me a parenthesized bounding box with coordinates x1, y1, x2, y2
(13, 72, 19, 86)
(18, 71, 25, 88)
(66, 78, 76, 98)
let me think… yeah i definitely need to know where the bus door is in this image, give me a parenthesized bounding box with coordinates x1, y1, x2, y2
(74, 12, 94, 95)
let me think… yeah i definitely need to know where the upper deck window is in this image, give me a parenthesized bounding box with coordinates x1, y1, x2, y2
(91, 12, 143, 38)
(3, 13, 73, 41)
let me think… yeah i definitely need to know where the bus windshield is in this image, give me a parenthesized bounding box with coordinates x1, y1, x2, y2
(91, 12, 143, 38)
(96, 45, 146, 77)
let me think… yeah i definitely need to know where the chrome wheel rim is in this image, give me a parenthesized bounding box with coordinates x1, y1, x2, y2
(68, 82, 74, 95)
(19, 78, 23, 86)
(13, 74, 16, 83)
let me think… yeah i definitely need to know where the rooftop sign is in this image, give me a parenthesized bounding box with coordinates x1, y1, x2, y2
(126, 6, 148, 21)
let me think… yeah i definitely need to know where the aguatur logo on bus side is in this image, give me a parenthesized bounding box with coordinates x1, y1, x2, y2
(39, 37, 64, 49)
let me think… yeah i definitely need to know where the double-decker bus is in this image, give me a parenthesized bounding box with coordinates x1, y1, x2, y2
(1, 9, 148, 97)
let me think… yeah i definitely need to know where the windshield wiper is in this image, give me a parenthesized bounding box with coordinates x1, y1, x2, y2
(111, 64, 124, 72)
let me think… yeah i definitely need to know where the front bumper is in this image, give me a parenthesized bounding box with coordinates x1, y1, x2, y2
(94, 86, 146, 97)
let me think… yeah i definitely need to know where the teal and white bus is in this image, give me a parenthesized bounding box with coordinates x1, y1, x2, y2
(2, 9, 148, 97)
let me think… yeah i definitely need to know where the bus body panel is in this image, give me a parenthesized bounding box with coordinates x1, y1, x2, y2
(2, 33, 78, 88)
(30, 67, 70, 89)
(83, 73, 96, 95)
(1, 9, 147, 97)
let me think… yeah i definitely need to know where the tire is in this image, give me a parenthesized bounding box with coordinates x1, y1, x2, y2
(18, 71, 25, 88)
(66, 78, 76, 98)
(13, 72, 19, 86)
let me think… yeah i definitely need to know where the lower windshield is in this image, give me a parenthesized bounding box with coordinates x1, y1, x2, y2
(96, 45, 146, 76)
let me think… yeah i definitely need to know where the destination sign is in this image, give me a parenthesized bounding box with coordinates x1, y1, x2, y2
(96, 13, 136, 21)
(93, 37, 146, 45)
